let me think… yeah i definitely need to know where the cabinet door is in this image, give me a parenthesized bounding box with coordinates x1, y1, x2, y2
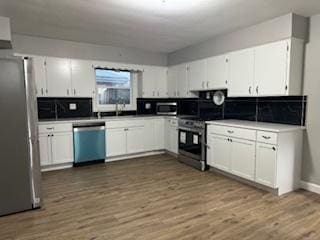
(255, 143, 277, 188)
(39, 134, 51, 166)
(106, 128, 127, 157)
(230, 138, 256, 181)
(176, 64, 190, 98)
(46, 57, 72, 97)
(254, 40, 288, 96)
(155, 67, 168, 98)
(207, 54, 228, 90)
(167, 66, 178, 97)
(154, 119, 165, 150)
(71, 59, 95, 98)
(164, 119, 171, 151)
(127, 127, 145, 154)
(33, 57, 47, 97)
(143, 120, 155, 151)
(228, 48, 255, 97)
(51, 132, 74, 164)
(142, 66, 156, 98)
(187, 59, 207, 91)
(207, 134, 230, 172)
(169, 125, 178, 154)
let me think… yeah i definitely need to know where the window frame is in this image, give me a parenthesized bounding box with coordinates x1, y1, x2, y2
(94, 68, 137, 112)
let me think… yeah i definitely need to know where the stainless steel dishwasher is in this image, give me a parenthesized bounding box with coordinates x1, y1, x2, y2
(73, 122, 106, 166)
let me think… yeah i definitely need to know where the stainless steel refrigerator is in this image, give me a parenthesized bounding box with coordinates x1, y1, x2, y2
(0, 56, 41, 216)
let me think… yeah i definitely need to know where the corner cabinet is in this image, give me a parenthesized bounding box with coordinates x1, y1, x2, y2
(206, 122, 304, 195)
(228, 38, 304, 97)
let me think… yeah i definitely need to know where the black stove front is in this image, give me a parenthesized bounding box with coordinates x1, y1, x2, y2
(178, 118, 207, 171)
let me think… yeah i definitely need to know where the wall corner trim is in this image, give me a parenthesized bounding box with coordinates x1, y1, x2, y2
(300, 180, 320, 194)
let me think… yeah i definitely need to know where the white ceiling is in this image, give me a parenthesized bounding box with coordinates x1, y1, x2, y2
(0, 0, 320, 53)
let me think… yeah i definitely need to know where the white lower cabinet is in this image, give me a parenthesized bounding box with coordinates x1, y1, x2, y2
(255, 143, 277, 188)
(206, 123, 303, 195)
(230, 138, 256, 181)
(127, 126, 145, 154)
(106, 128, 127, 157)
(154, 119, 165, 150)
(165, 119, 178, 154)
(207, 134, 230, 172)
(38, 124, 74, 167)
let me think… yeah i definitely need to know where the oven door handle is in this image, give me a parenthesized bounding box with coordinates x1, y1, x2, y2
(178, 127, 203, 135)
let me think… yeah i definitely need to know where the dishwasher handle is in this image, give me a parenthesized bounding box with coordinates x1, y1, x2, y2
(73, 126, 105, 132)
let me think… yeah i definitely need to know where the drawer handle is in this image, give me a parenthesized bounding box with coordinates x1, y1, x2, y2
(46, 127, 54, 130)
(227, 130, 234, 134)
(262, 136, 271, 139)
(272, 147, 276, 151)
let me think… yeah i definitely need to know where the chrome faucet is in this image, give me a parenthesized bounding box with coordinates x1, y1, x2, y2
(115, 98, 126, 116)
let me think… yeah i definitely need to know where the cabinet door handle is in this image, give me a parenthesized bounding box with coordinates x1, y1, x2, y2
(262, 136, 271, 139)
(67, 89, 70, 95)
(157, 91, 159, 96)
(46, 89, 48, 94)
(249, 86, 251, 94)
(256, 86, 259, 94)
(46, 127, 54, 130)
(227, 130, 234, 134)
(177, 91, 179, 97)
(41, 88, 44, 95)
(206, 81, 209, 88)
(272, 147, 276, 151)
(74, 89, 76, 95)
(153, 91, 155, 97)
(202, 82, 204, 88)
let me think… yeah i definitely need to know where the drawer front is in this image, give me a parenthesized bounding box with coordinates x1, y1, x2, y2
(207, 125, 256, 141)
(39, 123, 72, 134)
(257, 131, 278, 145)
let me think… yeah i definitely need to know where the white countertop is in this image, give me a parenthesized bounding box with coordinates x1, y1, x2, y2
(38, 115, 178, 125)
(206, 119, 305, 133)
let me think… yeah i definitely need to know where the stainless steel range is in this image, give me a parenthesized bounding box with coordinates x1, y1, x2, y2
(178, 117, 207, 171)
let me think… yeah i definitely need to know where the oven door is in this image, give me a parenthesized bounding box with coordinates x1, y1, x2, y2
(178, 128, 203, 161)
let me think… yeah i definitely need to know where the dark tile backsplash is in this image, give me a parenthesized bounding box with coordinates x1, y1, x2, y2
(38, 98, 93, 119)
(257, 96, 307, 125)
(137, 91, 307, 126)
(39, 92, 307, 126)
(224, 97, 257, 121)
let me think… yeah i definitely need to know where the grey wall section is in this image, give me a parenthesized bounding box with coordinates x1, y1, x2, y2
(12, 34, 168, 66)
(302, 14, 320, 185)
(168, 13, 308, 65)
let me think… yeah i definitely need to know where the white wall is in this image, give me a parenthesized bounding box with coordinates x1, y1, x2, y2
(302, 14, 320, 185)
(168, 13, 308, 65)
(11, 34, 168, 66)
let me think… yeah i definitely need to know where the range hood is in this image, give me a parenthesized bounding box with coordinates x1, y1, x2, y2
(0, 16, 12, 49)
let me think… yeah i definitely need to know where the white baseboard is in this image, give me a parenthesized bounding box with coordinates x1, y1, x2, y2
(105, 150, 166, 162)
(300, 181, 320, 194)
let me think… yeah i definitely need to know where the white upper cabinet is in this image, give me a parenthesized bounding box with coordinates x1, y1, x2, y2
(187, 59, 207, 91)
(167, 64, 195, 98)
(33, 57, 47, 97)
(206, 54, 229, 90)
(71, 59, 95, 98)
(46, 57, 72, 97)
(141, 65, 167, 98)
(228, 48, 255, 97)
(254, 39, 303, 96)
(254, 40, 288, 96)
(228, 38, 304, 97)
(167, 65, 178, 97)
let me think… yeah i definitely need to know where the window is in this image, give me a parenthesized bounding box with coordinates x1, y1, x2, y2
(95, 68, 131, 105)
